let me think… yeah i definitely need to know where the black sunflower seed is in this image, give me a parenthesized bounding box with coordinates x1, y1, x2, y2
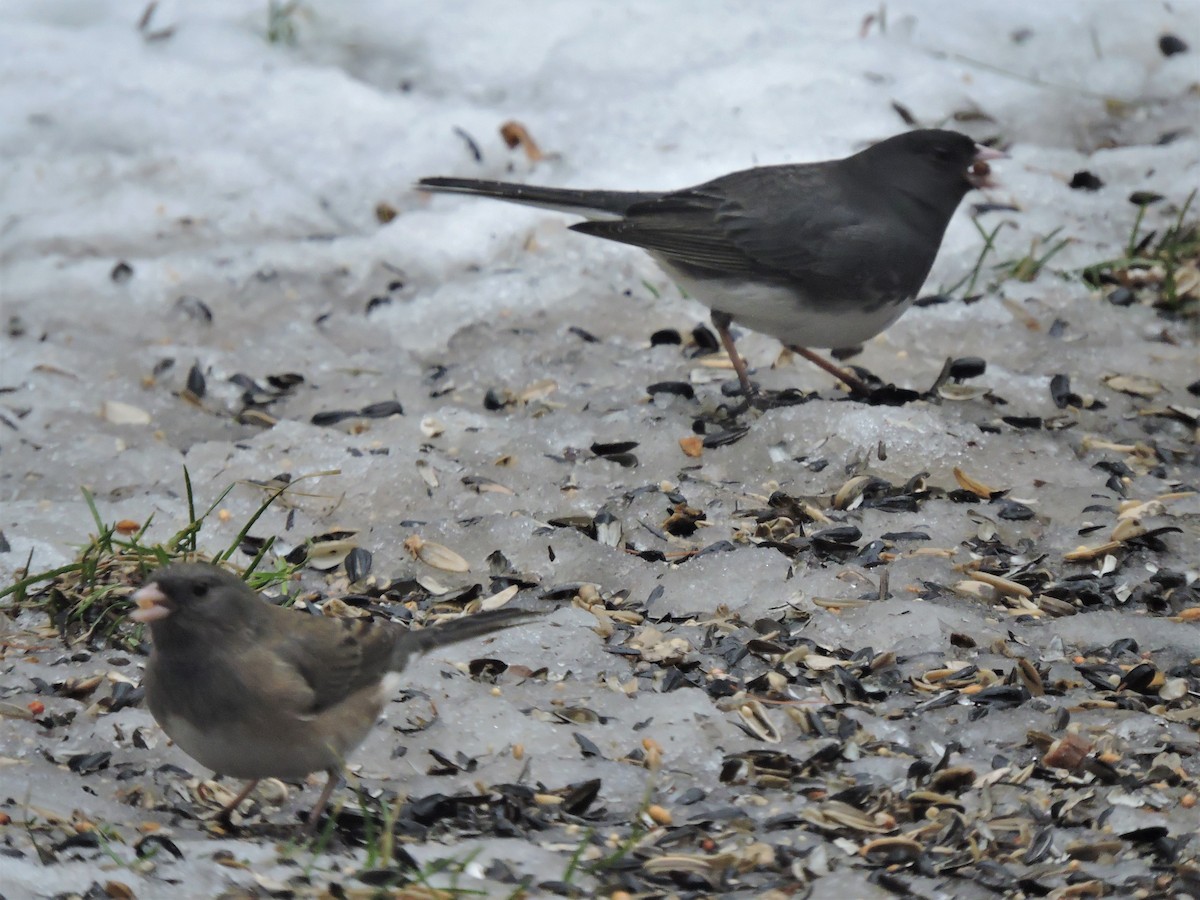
(266, 373, 304, 390)
(568, 325, 598, 343)
(359, 400, 404, 418)
(1002, 415, 1043, 429)
(650, 328, 682, 345)
(311, 409, 357, 426)
(590, 440, 639, 456)
(135, 833, 184, 860)
(345, 547, 373, 582)
(67, 751, 112, 775)
(691, 324, 719, 352)
(995, 499, 1035, 521)
(702, 426, 750, 448)
(1069, 171, 1104, 191)
(174, 295, 212, 323)
(1159, 34, 1188, 56)
(185, 361, 206, 399)
(949, 357, 986, 380)
(647, 381, 695, 399)
(1050, 373, 1081, 408)
(559, 778, 601, 815)
(573, 732, 603, 759)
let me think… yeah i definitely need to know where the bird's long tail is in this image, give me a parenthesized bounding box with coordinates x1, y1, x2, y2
(417, 176, 656, 218)
(389, 607, 534, 670)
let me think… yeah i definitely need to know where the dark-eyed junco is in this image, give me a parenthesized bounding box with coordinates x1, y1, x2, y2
(131, 562, 532, 834)
(419, 129, 1003, 398)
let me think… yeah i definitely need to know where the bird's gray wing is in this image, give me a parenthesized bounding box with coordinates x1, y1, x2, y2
(263, 608, 397, 714)
(571, 188, 769, 273)
(266, 606, 533, 714)
(572, 163, 882, 287)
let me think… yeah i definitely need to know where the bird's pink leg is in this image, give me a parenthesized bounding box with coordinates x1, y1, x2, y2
(787, 345, 873, 395)
(710, 311, 756, 398)
(217, 778, 259, 825)
(302, 768, 342, 837)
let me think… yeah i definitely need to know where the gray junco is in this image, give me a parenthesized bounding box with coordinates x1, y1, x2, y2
(131, 562, 532, 834)
(419, 129, 1003, 398)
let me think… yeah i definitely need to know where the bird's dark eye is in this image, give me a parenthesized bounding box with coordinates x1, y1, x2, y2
(192, 582, 209, 598)
(932, 145, 954, 162)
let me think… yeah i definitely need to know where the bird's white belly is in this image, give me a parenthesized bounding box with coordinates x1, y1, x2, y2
(161, 712, 345, 780)
(656, 261, 911, 348)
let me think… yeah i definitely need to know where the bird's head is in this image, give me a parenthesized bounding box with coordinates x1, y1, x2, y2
(859, 129, 1005, 206)
(131, 563, 257, 637)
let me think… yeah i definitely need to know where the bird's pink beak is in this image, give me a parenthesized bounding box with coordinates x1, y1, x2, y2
(967, 144, 1007, 190)
(130, 582, 171, 623)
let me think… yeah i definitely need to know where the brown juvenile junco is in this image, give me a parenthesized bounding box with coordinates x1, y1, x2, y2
(419, 129, 1003, 399)
(131, 562, 532, 834)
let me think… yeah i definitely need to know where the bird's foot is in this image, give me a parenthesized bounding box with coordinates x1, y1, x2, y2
(714, 380, 813, 418)
(858, 383, 922, 406)
(747, 387, 814, 412)
(715, 377, 760, 418)
(922, 357, 956, 399)
(828, 364, 921, 406)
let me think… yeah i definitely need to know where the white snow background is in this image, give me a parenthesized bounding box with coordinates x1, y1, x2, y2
(1, 1, 1198, 897)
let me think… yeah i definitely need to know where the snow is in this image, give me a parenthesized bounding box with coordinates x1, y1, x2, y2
(2, 0, 1198, 896)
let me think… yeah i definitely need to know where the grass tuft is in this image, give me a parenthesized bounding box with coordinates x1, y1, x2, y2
(1082, 189, 1199, 320)
(0, 467, 317, 649)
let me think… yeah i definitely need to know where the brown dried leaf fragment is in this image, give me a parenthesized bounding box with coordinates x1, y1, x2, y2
(499, 120, 544, 161)
(1042, 732, 1093, 770)
(375, 201, 397, 224)
(679, 435, 703, 458)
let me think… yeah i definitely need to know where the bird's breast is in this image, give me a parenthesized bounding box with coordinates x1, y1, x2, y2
(152, 682, 387, 781)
